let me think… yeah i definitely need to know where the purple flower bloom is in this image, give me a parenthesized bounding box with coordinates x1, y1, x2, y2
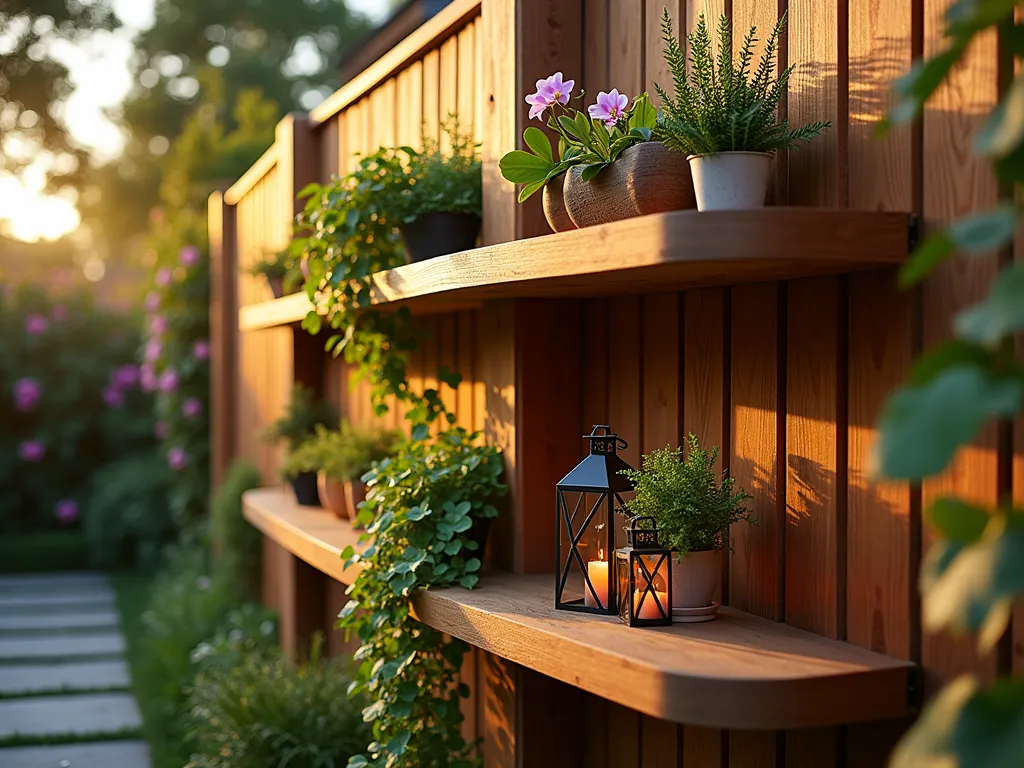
(144, 339, 162, 362)
(145, 292, 161, 313)
(19, 440, 45, 462)
(13, 377, 41, 412)
(140, 364, 158, 393)
(155, 268, 173, 288)
(25, 314, 48, 335)
(525, 72, 574, 121)
(158, 369, 179, 393)
(51, 304, 68, 322)
(192, 339, 210, 361)
(167, 446, 188, 471)
(113, 364, 139, 389)
(180, 246, 200, 267)
(150, 315, 168, 336)
(103, 385, 125, 408)
(155, 420, 168, 439)
(181, 397, 203, 419)
(55, 499, 79, 524)
(588, 89, 629, 129)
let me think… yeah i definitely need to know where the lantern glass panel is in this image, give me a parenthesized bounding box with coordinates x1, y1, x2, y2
(556, 489, 614, 611)
(616, 548, 672, 626)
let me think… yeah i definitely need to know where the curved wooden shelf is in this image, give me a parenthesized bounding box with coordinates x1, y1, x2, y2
(238, 208, 910, 331)
(243, 487, 915, 730)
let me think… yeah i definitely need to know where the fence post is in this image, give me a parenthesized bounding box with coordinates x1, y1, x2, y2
(208, 190, 238, 490)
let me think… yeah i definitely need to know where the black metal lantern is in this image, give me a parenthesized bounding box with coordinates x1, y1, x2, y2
(555, 425, 634, 614)
(615, 516, 673, 627)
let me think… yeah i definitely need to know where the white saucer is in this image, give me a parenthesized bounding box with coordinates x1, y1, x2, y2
(672, 602, 718, 623)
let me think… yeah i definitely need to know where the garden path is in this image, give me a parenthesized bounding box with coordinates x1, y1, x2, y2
(0, 572, 150, 768)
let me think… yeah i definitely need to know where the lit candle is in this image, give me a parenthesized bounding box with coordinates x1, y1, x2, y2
(634, 589, 669, 620)
(584, 558, 609, 608)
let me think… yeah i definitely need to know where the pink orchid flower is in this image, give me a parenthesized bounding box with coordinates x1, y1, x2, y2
(192, 339, 210, 361)
(25, 314, 48, 335)
(179, 246, 200, 268)
(19, 440, 45, 462)
(588, 89, 629, 130)
(155, 268, 173, 288)
(182, 397, 203, 419)
(55, 499, 79, 524)
(158, 369, 179, 393)
(14, 377, 41, 412)
(526, 72, 575, 121)
(103, 385, 125, 409)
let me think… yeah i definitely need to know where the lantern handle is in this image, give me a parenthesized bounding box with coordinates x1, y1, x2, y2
(629, 515, 656, 531)
(583, 425, 629, 450)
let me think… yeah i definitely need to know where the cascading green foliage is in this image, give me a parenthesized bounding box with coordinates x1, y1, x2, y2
(339, 429, 505, 768)
(655, 10, 830, 155)
(870, 2, 1024, 766)
(295, 116, 506, 767)
(619, 434, 753, 555)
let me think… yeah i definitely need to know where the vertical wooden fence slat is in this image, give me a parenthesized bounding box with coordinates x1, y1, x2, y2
(439, 35, 459, 138)
(645, 0, 682, 105)
(611, 0, 645, 97)
(457, 21, 476, 134)
(607, 703, 641, 768)
(681, 287, 725, 767)
(209, 191, 238, 490)
(583, 0, 610, 86)
(640, 293, 681, 765)
(921, 0, 1000, 691)
(608, 296, 642, 555)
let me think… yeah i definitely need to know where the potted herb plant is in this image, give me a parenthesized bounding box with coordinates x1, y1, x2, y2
(499, 75, 695, 229)
(263, 384, 336, 507)
(655, 11, 830, 211)
(393, 119, 482, 263)
(620, 434, 754, 616)
(248, 249, 302, 299)
(290, 422, 400, 520)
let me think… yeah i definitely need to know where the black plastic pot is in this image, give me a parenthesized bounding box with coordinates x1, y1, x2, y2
(467, 515, 492, 557)
(289, 471, 321, 507)
(400, 212, 481, 263)
(267, 275, 285, 299)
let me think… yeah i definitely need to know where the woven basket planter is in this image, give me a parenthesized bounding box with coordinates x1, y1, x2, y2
(563, 142, 696, 228)
(542, 176, 577, 233)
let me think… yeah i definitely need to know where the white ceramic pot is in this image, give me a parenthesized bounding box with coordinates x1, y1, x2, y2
(671, 549, 720, 609)
(687, 151, 772, 211)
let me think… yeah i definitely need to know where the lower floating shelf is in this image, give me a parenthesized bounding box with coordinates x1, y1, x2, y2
(242, 487, 915, 730)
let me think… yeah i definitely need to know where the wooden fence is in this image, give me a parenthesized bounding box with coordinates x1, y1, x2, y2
(209, 0, 1023, 766)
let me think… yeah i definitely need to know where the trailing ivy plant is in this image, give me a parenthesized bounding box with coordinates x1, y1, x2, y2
(339, 429, 506, 767)
(294, 118, 506, 767)
(871, 2, 1024, 765)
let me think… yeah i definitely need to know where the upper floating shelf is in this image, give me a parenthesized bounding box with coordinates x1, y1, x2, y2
(238, 208, 910, 331)
(242, 487, 915, 730)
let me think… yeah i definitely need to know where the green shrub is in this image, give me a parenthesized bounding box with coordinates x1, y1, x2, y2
(185, 634, 368, 768)
(393, 119, 482, 222)
(0, 531, 89, 573)
(212, 460, 264, 599)
(264, 384, 336, 451)
(139, 547, 275, 767)
(620, 434, 754, 555)
(84, 452, 176, 570)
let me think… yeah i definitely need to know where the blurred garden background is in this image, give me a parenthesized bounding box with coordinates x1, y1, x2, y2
(0, 1, 414, 765)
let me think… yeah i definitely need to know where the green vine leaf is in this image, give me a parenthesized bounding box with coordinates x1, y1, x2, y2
(955, 263, 1024, 347)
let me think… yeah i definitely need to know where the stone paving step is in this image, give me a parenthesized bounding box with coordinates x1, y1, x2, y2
(0, 741, 151, 768)
(0, 573, 110, 593)
(0, 632, 125, 661)
(0, 593, 115, 613)
(0, 693, 142, 739)
(0, 611, 121, 633)
(0, 660, 131, 695)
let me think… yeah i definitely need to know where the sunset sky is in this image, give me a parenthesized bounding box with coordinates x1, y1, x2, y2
(0, 0, 390, 243)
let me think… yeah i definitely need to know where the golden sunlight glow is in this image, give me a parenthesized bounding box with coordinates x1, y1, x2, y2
(0, 174, 80, 242)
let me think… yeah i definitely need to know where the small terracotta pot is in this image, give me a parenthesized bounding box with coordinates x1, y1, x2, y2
(317, 473, 350, 520)
(344, 480, 367, 526)
(671, 549, 720, 609)
(542, 177, 576, 233)
(563, 142, 696, 228)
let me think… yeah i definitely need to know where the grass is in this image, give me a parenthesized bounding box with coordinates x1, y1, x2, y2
(0, 532, 90, 573)
(111, 571, 181, 768)
(0, 726, 143, 749)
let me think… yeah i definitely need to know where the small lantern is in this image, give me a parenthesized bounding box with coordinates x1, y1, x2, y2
(555, 425, 634, 614)
(615, 516, 673, 627)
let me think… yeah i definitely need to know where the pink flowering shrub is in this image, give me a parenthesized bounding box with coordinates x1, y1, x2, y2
(0, 284, 160, 540)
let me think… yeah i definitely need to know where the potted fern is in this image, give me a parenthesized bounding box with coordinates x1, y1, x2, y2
(655, 11, 830, 211)
(263, 384, 336, 507)
(393, 119, 482, 262)
(620, 434, 754, 617)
